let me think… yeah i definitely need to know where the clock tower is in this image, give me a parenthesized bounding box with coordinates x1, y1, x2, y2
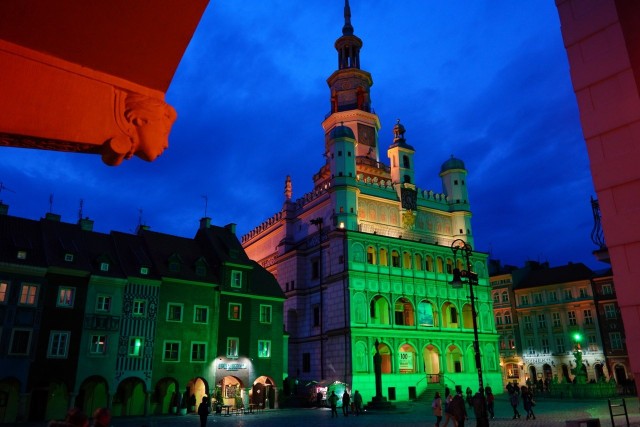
(322, 0, 381, 161)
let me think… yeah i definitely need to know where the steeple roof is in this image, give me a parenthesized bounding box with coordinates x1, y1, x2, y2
(342, 0, 354, 36)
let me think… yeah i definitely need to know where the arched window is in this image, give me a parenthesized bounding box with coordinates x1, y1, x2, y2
(418, 300, 435, 327)
(442, 302, 458, 328)
(403, 174, 412, 184)
(414, 253, 423, 271)
(394, 297, 415, 326)
(501, 291, 509, 303)
(402, 252, 411, 269)
(366, 246, 376, 265)
(436, 257, 444, 273)
(495, 311, 503, 325)
(462, 303, 473, 329)
(493, 292, 500, 303)
(426, 256, 434, 272)
(398, 343, 417, 373)
(456, 259, 464, 271)
(391, 250, 400, 268)
(378, 342, 392, 374)
(504, 310, 512, 324)
(446, 258, 454, 274)
(423, 344, 441, 376)
(379, 248, 388, 266)
(370, 295, 390, 325)
(446, 345, 463, 373)
(402, 155, 410, 168)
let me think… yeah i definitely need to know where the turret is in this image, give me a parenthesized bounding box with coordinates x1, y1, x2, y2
(439, 155, 469, 207)
(440, 155, 472, 242)
(387, 120, 415, 185)
(328, 124, 358, 230)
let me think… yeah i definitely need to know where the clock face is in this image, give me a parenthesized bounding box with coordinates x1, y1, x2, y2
(358, 124, 375, 147)
(401, 188, 417, 210)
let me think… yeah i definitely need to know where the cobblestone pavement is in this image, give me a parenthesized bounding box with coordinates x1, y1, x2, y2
(7, 394, 640, 426)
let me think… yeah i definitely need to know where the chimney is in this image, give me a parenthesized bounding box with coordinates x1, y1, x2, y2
(225, 223, 236, 235)
(200, 217, 211, 230)
(0, 201, 8, 215)
(78, 217, 94, 231)
(44, 212, 61, 222)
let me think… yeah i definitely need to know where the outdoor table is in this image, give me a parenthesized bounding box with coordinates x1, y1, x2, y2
(221, 405, 232, 416)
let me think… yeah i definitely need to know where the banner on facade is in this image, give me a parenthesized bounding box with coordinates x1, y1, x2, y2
(399, 351, 413, 371)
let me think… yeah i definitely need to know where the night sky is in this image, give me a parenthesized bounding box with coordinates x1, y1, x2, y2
(0, 2, 602, 271)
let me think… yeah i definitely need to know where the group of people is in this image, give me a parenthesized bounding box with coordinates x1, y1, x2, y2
(508, 382, 536, 420)
(432, 382, 537, 425)
(48, 407, 111, 427)
(327, 389, 364, 417)
(432, 385, 493, 427)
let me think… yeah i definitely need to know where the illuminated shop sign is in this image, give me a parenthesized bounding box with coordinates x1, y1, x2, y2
(218, 362, 247, 371)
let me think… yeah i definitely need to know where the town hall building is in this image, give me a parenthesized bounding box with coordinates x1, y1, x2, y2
(241, 1, 501, 402)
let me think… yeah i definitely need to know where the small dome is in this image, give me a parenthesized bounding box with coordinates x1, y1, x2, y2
(440, 155, 466, 173)
(330, 125, 355, 139)
(393, 120, 405, 140)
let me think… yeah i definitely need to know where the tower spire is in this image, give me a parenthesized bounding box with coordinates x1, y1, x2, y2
(343, 0, 354, 36)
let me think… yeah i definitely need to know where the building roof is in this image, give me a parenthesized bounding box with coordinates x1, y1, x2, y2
(330, 125, 355, 140)
(140, 228, 218, 283)
(247, 260, 286, 300)
(515, 262, 593, 289)
(110, 231, 160, 280)
(0, 214, 47, 267)
(440, 156, 466, 173)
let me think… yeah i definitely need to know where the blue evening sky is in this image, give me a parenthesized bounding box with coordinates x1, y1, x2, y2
(0, 1, 601, 270)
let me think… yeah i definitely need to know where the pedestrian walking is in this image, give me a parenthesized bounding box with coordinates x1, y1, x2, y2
(484, 386, 495, 420)
(471, 389, 489, 427)
(197, 396, 209, 427)
(465, 387, 473, 408)
(509, 388, 521, 419)
(521, 386, 536, 420)
(342, 390, 350, 417)
(442, 387, 457, 427)
(449, 387, 468, 427)
(432, 391, 443, 427)
(328, 391, 339, 418)
(353, 390, 363, 416)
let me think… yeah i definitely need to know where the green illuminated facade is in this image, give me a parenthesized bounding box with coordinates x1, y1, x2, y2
(242, 1, 501, 402)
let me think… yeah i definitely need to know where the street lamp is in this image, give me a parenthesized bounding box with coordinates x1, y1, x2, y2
(449, 239, 483, 396)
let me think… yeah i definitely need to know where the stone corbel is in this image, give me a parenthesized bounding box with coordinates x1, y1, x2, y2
(102, 89, 177, 166)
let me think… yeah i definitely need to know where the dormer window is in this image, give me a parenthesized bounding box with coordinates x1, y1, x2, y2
(64, 253, 74, 262)
(169, 262, 180, 272)
(231, 271, 242, 288)
(17, 251, 27, 260)
(140, 267, 149, 276)
(100, 262, 110, 272)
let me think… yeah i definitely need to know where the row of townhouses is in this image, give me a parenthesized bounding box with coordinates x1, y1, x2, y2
(490, 260, 631, 394)
(0, 204, 285, 423)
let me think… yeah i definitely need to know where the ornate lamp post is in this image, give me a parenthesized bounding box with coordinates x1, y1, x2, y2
(450, 239, 484, 395)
